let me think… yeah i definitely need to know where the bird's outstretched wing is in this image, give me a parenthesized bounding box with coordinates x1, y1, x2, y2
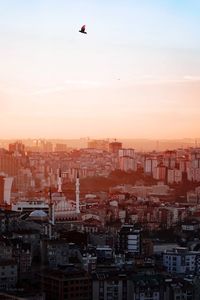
(81, 25, 86, 32)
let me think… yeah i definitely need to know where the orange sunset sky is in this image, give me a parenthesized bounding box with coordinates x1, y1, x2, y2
(0, 0, 200, 139)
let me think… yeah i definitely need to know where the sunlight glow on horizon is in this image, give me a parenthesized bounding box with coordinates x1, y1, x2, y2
(0, 0, 200, 139)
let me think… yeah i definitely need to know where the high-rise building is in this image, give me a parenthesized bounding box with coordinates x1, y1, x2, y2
(8, 141, 25, 154)
(87, 140, 109, 151)
(119, 156, 136, 172)
(0, 175, 13, 206)
(144, 157, 158, 174)
(109, 141, 122, 154)
(0, 150, 20, 176)
(119, 149, 136, 172)
(163, 150, 176, 169)
(167, 169, 182, 184)
(153, 164, 167, 181)
(3, 177, 13, 205)
(119, 149, 135, 158)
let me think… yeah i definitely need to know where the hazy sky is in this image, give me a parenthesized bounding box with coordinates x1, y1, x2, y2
(0, 0, 200, 139)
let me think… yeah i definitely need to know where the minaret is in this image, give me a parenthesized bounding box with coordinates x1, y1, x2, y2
(75, 170, 80, 214)
(57, 168, 62, 193)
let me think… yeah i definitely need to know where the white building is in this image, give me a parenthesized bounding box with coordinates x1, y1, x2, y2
(12, 199, 49, 213)
(167, 169, 182, 184)
(119, 149, 136, 172)
(3, 177, 13, 205)
(119, 148, 135, 158)
(153, 165, 166, 181)
(187, 167, 200, 182)
(163, 247, 200, 274)
(119, 156, 136, 172)
(144, 158, 158, 174)
(0, 173, 13, 206)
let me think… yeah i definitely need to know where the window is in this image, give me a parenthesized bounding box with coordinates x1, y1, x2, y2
(100, 281, 104, 287)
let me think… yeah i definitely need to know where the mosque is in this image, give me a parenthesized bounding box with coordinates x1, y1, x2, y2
(15, 170, 82, 239)
(50, 169, 80, 222)
(12, 170, 81, 224)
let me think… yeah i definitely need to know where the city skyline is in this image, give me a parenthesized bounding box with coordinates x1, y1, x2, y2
(1, 0, 200, 139)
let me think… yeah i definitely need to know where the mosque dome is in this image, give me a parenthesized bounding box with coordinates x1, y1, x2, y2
(29, 210, 48, 220)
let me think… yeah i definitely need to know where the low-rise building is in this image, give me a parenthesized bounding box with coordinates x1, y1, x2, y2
(119, 225, 141, 255)
(41, 266, 92, 300)
(0, 260, 17, 291)
(163, 247, 200, 274)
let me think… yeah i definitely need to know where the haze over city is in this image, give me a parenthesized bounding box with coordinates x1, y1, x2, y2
(0, 0, 200, 139)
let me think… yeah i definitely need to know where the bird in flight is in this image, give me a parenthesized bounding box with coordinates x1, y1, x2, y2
(79, 25, 87, 34)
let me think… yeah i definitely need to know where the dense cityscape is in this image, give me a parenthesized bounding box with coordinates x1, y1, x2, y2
(1, 0, 200, 299)
(1, 139, 200, 299)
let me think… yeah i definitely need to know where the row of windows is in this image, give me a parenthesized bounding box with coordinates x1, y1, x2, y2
(0, 265, 15, 269)
(64, 286, 89, 292)
(63, 292, 89, 298)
